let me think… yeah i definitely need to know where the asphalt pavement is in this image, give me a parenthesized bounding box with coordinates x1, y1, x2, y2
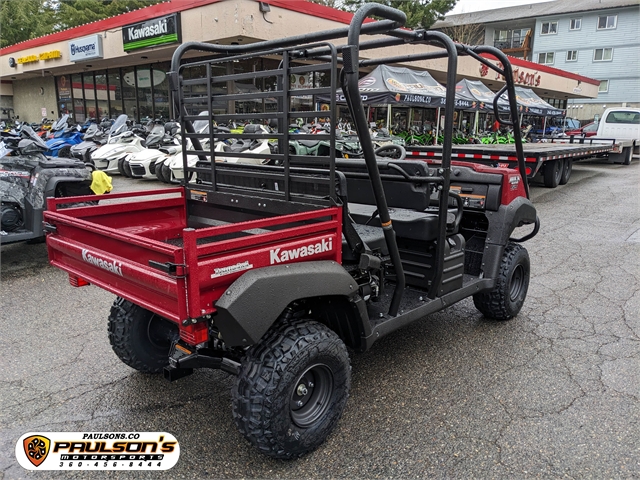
(1, 157, 638, 479)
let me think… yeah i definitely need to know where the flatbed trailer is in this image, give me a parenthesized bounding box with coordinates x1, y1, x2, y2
(406, 137, 624, 188)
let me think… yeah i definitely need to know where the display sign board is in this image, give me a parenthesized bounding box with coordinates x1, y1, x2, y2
(122, 13, 180, 52)
(69, 35, 103, 62)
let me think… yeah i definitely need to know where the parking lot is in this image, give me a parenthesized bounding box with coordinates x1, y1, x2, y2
(1, 156, 639, 479)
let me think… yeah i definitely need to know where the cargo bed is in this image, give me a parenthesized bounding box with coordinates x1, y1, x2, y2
(44, 188, 341, 345)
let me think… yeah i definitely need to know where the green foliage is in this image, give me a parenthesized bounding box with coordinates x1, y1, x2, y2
(311, 0, 457, 28)
(0, 0, 56, 48)
(0, 0, 163, 48)
(57, 0, 163, 31)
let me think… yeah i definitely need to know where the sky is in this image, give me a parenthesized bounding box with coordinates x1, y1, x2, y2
(449, 0, 553, 15)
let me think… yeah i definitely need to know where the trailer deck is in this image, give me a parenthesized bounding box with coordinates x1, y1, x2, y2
(406, 140, 616, 178)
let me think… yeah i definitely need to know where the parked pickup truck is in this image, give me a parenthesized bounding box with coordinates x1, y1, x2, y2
(596, 108, 640, 160)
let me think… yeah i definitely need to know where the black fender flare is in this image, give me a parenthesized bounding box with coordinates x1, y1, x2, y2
(214, 261, 357, 347)
(44, 175, 92, 199)
(485, 196, 537, 246)
(482, 197, 537, 280)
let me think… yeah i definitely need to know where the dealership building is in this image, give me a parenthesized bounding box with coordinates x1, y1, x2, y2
(0, 0, 600, 124)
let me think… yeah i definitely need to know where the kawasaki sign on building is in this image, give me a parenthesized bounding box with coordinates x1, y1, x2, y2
(122, 13, 181, 52)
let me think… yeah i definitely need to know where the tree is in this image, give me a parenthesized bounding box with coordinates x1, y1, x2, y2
(310, 0, 458, 29)
(0, 0, 163, 48)
(440, 22, 484, 45)
(0, 0, 56, 48)
(56, 0, 163, 31)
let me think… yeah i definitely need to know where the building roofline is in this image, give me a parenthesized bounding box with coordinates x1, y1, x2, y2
(482, 53, 600, 86)
(436, 0, 640, 28)
(0, 0, 363, 56)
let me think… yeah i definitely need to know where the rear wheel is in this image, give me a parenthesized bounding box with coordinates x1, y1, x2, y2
(543, 159, 562, 188)
(623, 146, 632, 166)
(108, 297, 178, 373)
(559, 158, 572, 185)
(232, 319, 350, 459)
(473, 242, 530, 321)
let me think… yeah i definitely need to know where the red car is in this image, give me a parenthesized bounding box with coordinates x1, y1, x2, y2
(566, 122, 598, 137)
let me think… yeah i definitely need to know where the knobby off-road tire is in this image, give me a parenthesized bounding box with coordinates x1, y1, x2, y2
(108, 297, 179, 373)
(232, 319, 351, 459)
(473, 242, 530, 321)
(543, 159, 562, 188)
(559, 158, 572, 185)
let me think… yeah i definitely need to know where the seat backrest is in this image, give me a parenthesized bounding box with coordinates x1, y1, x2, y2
(243, 124, 262, 134)
(335, 159, 434, 211)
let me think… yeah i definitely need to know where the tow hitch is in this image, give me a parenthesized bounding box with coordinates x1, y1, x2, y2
(164, 342, 241, 381)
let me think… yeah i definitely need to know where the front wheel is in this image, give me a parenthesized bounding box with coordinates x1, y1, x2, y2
(473, 242, 530, 321)
(108, 297, 179, 373)
(232, 319, 351, 459)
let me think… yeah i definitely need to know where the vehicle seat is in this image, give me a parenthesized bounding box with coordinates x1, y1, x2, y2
(336, 159, 454, 242)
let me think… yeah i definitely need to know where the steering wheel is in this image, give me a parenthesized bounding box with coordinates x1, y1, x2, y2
(374, 144, 406, 160)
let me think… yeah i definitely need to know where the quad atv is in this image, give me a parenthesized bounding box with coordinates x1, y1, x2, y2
(44, 5, 538, 460)
(0, 126, 97, 244)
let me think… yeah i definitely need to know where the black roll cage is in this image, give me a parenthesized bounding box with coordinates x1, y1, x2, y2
(168, 4, 529, 318)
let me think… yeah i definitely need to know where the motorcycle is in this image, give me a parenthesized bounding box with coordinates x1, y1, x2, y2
(70, 119, 111, 163)
(90, 114, 146, 175)
(127, 121, 181, 179)
(43, 115, 85, 158)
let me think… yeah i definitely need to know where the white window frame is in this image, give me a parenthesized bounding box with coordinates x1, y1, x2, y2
(593, 47, 613, 62)
(566, 50, 578, 62)
(538, 52, 555, 65)
(598, 80, 609, 93)
(540, 21, 558, 35)
(597, 15, 617, 30)
(570, 18, 582, 30)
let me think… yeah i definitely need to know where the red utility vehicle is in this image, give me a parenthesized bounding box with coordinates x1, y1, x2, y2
(45, 5, 538, 459)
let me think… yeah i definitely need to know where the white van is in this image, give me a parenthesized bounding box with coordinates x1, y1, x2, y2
(597, 108, 640, 159)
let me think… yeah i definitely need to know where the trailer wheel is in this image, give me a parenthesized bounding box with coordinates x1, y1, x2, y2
(559, 158, 572, 185)
(232, 319, 350, 459)
(543, 159, 562, 188)
(108, 297, 178, 373)
(473, 242, 530, 321)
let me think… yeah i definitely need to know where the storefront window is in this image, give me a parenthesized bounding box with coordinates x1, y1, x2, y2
(71, 74, 84, 122)
(153, 63, 171, 120)
(136, 67, 154, 122)
(83, 72, 97, 120)
(95, 71, 108, 120)
(108, 70, 123, 118)
(56, 75, 72, 119)
(121, 66, 137, 121)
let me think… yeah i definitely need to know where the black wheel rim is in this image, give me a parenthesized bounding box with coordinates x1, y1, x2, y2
(509, 264, 526, 302)
(290, 364, 333, 428)
(147, 314, 177, 350)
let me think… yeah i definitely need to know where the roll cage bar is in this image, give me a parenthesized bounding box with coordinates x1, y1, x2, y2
(168, 4, 529, 317)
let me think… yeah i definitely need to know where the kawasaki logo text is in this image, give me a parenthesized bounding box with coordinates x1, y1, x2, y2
(270, 237, 333, 264)
(127, 19, 167, 41)
(82, 250, 123, 276)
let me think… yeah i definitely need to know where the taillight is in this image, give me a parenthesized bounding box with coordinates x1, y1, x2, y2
(69, 274, 90, 287)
